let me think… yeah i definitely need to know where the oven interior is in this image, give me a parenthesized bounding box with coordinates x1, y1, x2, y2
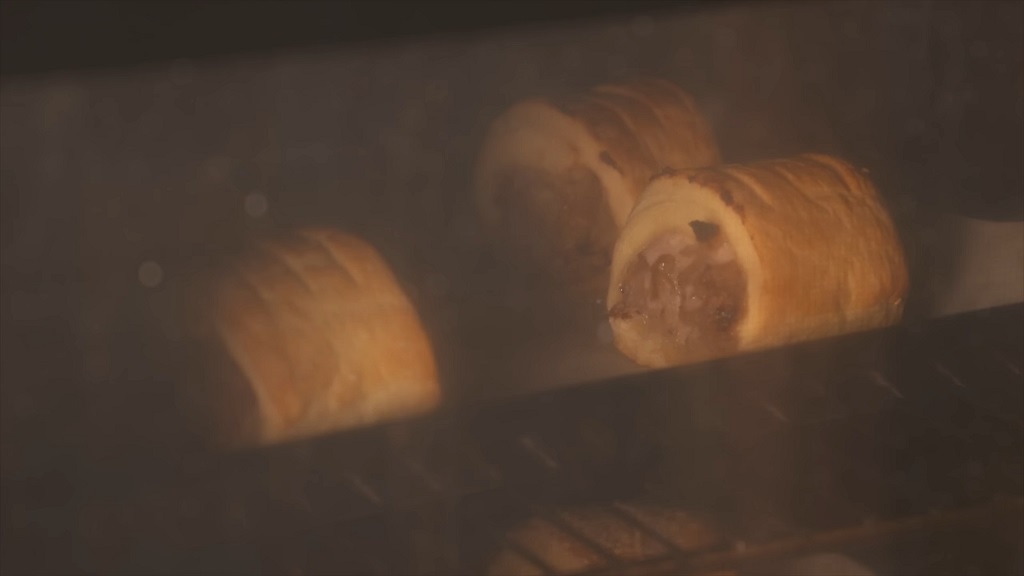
(1, 1, 1022, 575)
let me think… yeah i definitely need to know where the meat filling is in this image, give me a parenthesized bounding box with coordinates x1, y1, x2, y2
(609, 221, 746, 361)
(494, 165, 617, 281)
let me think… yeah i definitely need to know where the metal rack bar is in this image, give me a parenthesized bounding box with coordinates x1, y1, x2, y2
(680, 497, 1023, 574)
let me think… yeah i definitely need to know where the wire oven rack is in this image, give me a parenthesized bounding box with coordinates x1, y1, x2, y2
(5, 304, 1022, 575)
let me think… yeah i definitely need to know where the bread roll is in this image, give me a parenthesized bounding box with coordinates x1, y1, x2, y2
(488, 502, 720, 576)
(607, 154, 909, 368)
(184, 228, 440, 447)
(474, 78, 721, 286)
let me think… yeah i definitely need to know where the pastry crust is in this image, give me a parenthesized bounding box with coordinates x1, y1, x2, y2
(474, 78, 721, 285)
(488, 502, 720, 576)
(607, 154, 909, 368)
(189, 228, 440, 447)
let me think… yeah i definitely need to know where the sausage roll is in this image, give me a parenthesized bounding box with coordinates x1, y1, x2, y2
(607, 154, 909, 368)
(488, 502, 720, 576)
(474, 78, 721, 285)
(184, 228, 440, 448)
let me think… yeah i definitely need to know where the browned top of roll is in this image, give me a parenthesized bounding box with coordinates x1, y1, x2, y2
(555, 77, 722, 201)
(488, 502, 720, 576)
(189, 228, 440, 447)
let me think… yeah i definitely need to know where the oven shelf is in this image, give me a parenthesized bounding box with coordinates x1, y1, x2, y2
(10, 303, 1017, 575)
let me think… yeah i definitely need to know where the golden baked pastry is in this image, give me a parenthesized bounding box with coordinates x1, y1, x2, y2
(488, 502, 720, 576)
(183, 228, 440, 448)
(607, 154, 909, 368)
(474, 78, 721, 286)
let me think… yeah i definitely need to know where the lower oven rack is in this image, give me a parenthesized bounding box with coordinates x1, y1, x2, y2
(10, 304, 1022, 575)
